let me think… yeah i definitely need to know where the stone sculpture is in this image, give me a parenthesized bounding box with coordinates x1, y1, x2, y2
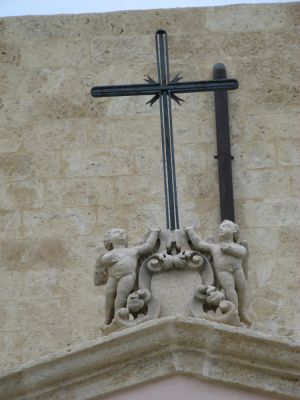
(94, 228, 160, 326)
(185, 220, 251, 325)
(95, 221, 251, 334)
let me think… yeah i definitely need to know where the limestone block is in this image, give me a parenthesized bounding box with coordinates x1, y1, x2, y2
(241, 227, 279, 257)
(90, 35, 154, 67)
(0, 210, 21, 239)
(171, 92, 214, 115)
(176, 173, 219, 204)
(23, 207, 97, 238)
(205, 4, 291, 31)
(278, 139, 300, 167)
(0, 96, 34, 127)
(0, 40, 20, 65)
(232, 141, 276, 170)
(286, 3, 300, 27)
(233, 168, 291, 200)
(241, 111, 300, 141)
(97, 204, 165, 239)
(114, 175, 164, 205)
(134, 145, 162, 176)
(127, 204, 165, 235)
(62, 147, 134, 177)
(263, 30, 300, 57)
(0, 126, 23, 153)
(86, 119, 113, 147)
(1, 15, 90, 40)
(86, 115, 163, 149)
(180, 198, 220, 234)
(82, 64, 156, 95)
(24, 68, 87, 104)
(234, 54, 300, 90)
(172, 112, 216, 145)
(278, 228, 300, 257)
(175, 143, 212, 176)
(254, 259, 274, 289)
(20, 38, 90, 69)
(0, 179, 44, 210)
(249, 85, 300, 112)
(66, 234, 103, 267)
(45, 176, 114, 208)
(239, 199, 300, 228)
(0, 150, 61, 181)
(32, 94, 94, 120)
(31, 151, 62, 179)
(89, 116, 161, 148)
(290, 168, 300, 197)
(105, 96, 156, 118)
(0, 152, 32, 181)
(1, 238, 70, 271)
(0, 64, 26, 99)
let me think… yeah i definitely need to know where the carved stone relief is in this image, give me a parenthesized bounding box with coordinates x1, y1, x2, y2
(95, 220, 251, 334)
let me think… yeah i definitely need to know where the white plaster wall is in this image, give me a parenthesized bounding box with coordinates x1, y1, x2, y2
(102, 376, 282, 400)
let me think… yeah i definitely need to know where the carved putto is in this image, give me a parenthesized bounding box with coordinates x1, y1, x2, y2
(94, 221, 251, 334)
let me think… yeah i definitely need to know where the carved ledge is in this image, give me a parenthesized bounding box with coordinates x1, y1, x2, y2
(0, 318, 299, 400)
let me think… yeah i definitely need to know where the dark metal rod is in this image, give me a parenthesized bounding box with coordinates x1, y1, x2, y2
(90, 79, 239, 97)
(156, 30, 179, 230)
(91, 79, 239, 97)
(167, 90, 180, 229)
(213, 63, 235, 223)
(157, 31, 170, 229)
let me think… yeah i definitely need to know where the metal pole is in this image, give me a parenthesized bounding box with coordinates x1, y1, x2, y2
(156, 30, 179, 230)
(213, 63, 235, 222)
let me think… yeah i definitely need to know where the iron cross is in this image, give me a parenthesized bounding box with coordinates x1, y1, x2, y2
(91, 30, 238, 230)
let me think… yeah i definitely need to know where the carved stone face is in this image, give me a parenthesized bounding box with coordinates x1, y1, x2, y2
(219, 220, 237, 240)
(104, 229, 128, 250)
(109, 229, 128, 247)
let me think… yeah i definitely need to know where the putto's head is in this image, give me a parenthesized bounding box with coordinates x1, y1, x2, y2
(104, 229, 128, 250)
(219, 220, 239, 242)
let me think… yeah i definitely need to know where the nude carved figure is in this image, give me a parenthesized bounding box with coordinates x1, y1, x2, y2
(185, 220, 251, 325)
(94, 228, 160, 325)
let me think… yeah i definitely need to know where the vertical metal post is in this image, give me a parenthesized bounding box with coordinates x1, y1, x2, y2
(156, 30, 179, 230)
(213, 63, 235, 222)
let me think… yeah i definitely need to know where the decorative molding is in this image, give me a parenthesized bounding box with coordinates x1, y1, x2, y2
(0, 318, 299, 400)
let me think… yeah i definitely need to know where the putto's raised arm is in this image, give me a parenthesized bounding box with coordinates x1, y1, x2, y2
(136, 229, 160, 256)
(185, 226, 213, 253)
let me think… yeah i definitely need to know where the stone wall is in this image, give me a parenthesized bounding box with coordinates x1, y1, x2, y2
(0, 3, 299, 372)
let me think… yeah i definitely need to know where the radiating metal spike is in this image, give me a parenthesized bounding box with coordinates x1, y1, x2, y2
(170, 73, 183, 83)
(146, 94, 159, 106)
(144, 75, 157, 84)
(171, 93, 185, 105)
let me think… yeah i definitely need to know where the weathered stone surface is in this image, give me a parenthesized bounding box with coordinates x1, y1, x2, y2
(151, 270, 202, 317)
(0, 179, 44, 210)
(62, 147, 135, 177)
(0, 318, 299, 400)
(45, 176, 114, 207)
(0, 2, 299, 375)
(0, 210, 21, 239)
(23, 207, 97, 238)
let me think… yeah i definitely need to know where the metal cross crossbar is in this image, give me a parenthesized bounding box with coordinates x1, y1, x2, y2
(91, 30, 238, 230)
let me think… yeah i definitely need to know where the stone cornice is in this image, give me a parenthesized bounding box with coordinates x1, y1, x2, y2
(0, 318, 299, 399)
